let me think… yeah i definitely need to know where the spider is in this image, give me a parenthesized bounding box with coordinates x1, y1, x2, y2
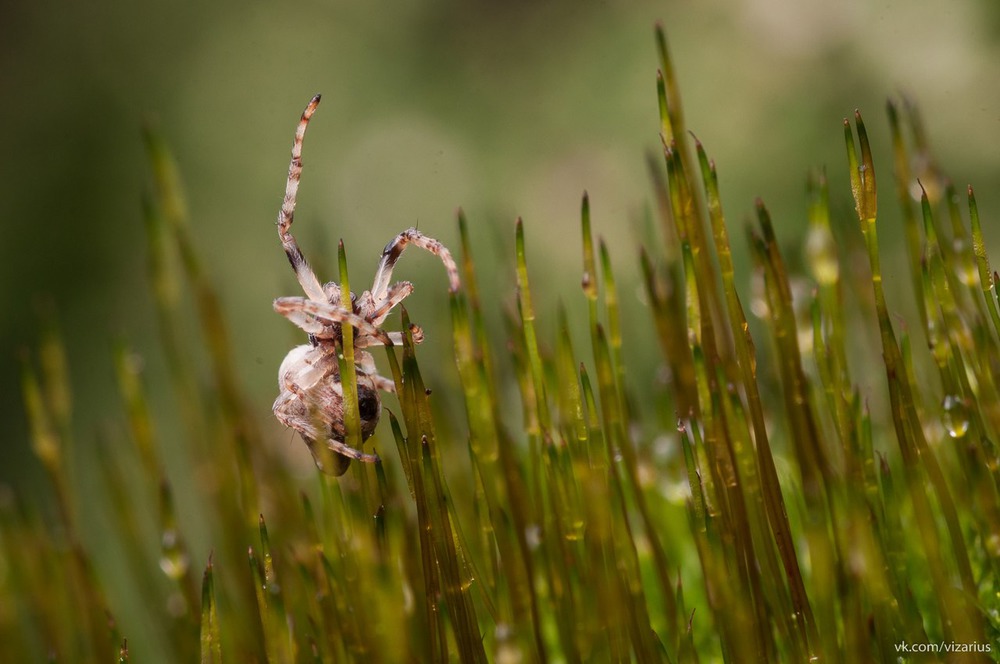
(271, 94, 460, 475)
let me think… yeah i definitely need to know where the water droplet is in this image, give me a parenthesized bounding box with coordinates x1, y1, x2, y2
(806, 225, 839, 285)
(750, 272, 770, 319)
(941, 394, 970, 439)
(159, 532, 189, 580)
(952, 238, 978, 286)
(524, 524, 541, 550)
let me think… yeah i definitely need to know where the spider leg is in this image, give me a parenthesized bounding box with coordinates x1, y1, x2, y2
(356, 351, 397, 393)
(274, 296, 391, 344)
(321, 281, 342, 304)
(371, 374, 396, 393)
(272, 388, 297, 419)
(368, 281, 414, 326)
(278, 344, 332, 391)
(276, 308, 327, 337)
(298, 359, 338, 393)
(323, 439, 380, 464)
(369, 228, 460, 302)
(276, 95, 326, 302)
(402, 324, 424, 344)
(356, 324, 424, 348)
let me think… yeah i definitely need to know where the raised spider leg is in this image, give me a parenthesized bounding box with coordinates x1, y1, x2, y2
(369, 228, 461, 303)
(274, 296, 392, 345)
(276, 95, 326, 303)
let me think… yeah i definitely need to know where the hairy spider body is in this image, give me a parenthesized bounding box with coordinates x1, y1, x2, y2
(271, 95, 459, 475)
(273, 345, 381, 475)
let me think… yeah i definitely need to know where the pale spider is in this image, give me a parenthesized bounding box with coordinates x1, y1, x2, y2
(272, 95, 460, 474)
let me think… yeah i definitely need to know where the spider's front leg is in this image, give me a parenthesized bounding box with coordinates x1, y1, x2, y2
(369, 228, 461, 304)
(276, 95, 327, 302)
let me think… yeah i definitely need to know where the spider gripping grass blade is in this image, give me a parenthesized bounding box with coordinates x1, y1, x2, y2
(337, 240, 363, 462)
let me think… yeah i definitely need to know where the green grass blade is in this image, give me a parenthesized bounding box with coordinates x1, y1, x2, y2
(200, 555, 222, 664)
(337, 240, 364, 461)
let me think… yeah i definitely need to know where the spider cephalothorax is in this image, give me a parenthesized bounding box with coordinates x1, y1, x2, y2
(271, 95, 459, 475)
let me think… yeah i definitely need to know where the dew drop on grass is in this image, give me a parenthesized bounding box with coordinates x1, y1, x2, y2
(952, 238, 978, 286)
(525, 524, 541, 550)
(159, 529, 189, 580)
(806, 225, 839, 285)
(750, 272, 770, 319)
(941, 394, 970, 439)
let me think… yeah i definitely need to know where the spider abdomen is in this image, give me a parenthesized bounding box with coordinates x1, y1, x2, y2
(273, 345, 382, 473)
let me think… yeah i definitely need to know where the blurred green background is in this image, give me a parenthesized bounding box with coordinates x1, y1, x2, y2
(4, 0, 1000, 497)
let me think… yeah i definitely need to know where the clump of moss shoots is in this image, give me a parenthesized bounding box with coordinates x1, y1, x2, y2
(7, 25, 1000, 662)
